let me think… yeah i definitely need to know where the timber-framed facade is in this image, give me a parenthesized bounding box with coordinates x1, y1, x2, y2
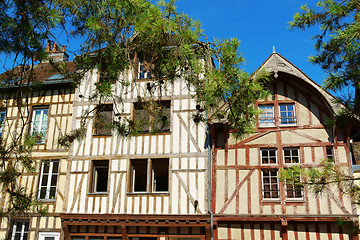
(0, 47, 75, 240)
(60, 55, 211, 239)
(211, 52, 359, 240)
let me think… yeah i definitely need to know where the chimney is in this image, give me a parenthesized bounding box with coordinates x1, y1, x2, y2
(43, 42, 69, 62)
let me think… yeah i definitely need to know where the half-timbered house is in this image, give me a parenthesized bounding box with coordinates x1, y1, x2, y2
(211, 51, 359, 240)
(0, 45, 76, 240)
(59, 53, 211, 239)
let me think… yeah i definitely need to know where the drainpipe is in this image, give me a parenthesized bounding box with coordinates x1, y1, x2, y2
(206, 123, 213, 240)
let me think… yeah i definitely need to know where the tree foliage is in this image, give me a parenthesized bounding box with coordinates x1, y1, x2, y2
(280, 159, 360, 204)
(0, 0, 269, 215)
(290, 0, 360, 112)
(285, 0, 360, 203)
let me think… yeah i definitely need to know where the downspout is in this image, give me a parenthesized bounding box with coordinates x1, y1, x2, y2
(206, 122, 213, 240)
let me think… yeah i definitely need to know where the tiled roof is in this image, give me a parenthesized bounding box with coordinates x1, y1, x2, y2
(0, 61, 76, 85)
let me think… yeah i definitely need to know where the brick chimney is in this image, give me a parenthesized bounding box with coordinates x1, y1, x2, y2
(43, 42, 69, 62)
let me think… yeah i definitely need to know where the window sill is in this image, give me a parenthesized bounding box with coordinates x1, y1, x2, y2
(285, 198, 304, 203)
(258, 125, 276, 128)
(262, 199, 281, 203)
(127, 192, 170, 196)
(38, 199, 56, 203)
(87, 192, 108, 196)
(93, 134, 112, 137)
(279, 124, 297, 127)
(136, 131, 171, 136)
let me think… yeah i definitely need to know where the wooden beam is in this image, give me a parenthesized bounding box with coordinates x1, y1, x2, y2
(121, 226, 128, 240)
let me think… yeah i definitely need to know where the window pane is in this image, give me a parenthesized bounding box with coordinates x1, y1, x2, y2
(92, 161, 109, 193)
(283, 148, 300, 164)
(261, 149, 277, 164)
(95, 104, 113, 135)
(153, 101, 170, 132)
(327, 146, 334, 161)
(40, 187, 47, 199)
(134, 103, 150, 133)
(52, 161, 59, 173)
(262, 170, 279, 198)
(131, 160, 148, 192)
(0, 110, 5, 137)
(259, 105, 275, 126)
(49, 187, 56, 199)
(279, 104, 296, 125)
(152, 159, 169, 192)
(31, 108, 48, 142)
(39, 160, 59, 200)
(95, 167, 108, 192)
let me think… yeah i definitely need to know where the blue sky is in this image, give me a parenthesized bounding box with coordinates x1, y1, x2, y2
(175, 0, 327, 85)
(1, 0, 327, 88)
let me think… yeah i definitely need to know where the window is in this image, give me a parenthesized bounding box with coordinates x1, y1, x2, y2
(38, 160, 59, 200)
(30, 108, 48, 143)
(279, 103, 296, 125)
(285, 174, 303, 199)
(261, 149, 277, 164)
(259, 105, 275, 126)
(91, 160, 109, 193)
(326, 146, 334, 161)
(94, 104, 113, 135)
(10, 220, 29, 240)
(38, 232, 60, 240)
(138, 59, 152, 79)
(283, 148, 300, 164)
(262, 170, 279, 199)
(134, 100, 170, 133)
(130, 159, 169, 193)
(0, 110, 5, 137)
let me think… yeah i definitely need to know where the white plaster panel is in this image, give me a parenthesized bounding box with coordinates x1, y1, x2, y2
(228, 149, 236, 165)
(217, 150, 225, 166)
(249, 148, 258, 166)
(215, 170, 225, 213)
(303, 147, 312, 164)
(164, 134, 170, 153)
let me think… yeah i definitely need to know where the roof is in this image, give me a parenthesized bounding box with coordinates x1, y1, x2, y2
(256, 51, 341, 114)
(0, 61, 76, 87)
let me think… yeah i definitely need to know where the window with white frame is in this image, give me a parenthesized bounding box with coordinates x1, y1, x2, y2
(261, 149, 277, 164)
(38, 160, 59, 200)
(10, 220, 29, 240)
(0, 110, 5, 137)
(259, 105, 275, 126)
(262, 169, 279, 199)
(130, 159, 169, 193)
(38, 232, 60, 240)
(279, 103, 296, 125)
(283, 148, 300, 164)
(30, 108, 48, 143)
